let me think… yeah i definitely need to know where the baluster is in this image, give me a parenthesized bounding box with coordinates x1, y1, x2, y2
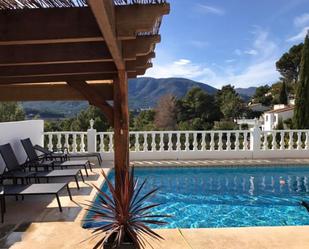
(193, 132, 198, 151)
(243, 132, 248, 151)
(80, 134, 85, 152)
(271, 132, 276, 150)
(99, 134, 104, 152)
(226, 132, 231, 151)
(168, 133, 173, 151)
(297, 131, 302, 150)
(235, 132, 239, 151)
(151, 133, 156, 152)
(263, 133, 268, 150)
(160, 133, 164, 152)
(289, 131, 293, 150)
(143, 133, 147, 152)
(72, 134, 77, 153)
(306, 132, 309, 150)
(109, 133, 114, 152)
(135, 133, 139, 152)
(176, 133, 181, 151)
(210, 132, 215, 151)
(56, 134, 62, 152)
(218, 132, 223, 151)
(64, 134, 69, 151)
(201, 132, 206, 151)
(48, 134, 53, 151)
(280, 131, 285, 150)
(185, 133, 189, 151)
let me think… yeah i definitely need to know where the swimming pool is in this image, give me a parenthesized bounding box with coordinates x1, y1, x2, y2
(84, 165, 309, 229)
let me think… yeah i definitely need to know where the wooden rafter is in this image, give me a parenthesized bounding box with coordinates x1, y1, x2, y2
(0, 72, 136, 84)
(0, 82, 113, 101)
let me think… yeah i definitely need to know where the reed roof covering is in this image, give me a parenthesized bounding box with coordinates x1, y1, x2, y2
(0, 0, 167, 9)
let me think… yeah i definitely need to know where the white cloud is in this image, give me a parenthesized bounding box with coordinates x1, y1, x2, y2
(244, 49, 258, 56)
(145, 59, 216, 80)
(294, 13, 309, 27)
(146, 28, 281, 88)
(196, 4, 225, 16)
(287, 26, 309, 42)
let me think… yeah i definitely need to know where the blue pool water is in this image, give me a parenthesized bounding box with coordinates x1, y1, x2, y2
(84, 166, 309, 228)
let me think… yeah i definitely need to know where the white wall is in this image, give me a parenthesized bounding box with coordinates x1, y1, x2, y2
(0, 120, 44, 173)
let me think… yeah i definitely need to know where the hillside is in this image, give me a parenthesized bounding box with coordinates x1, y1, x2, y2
(22, 77, 255, 118)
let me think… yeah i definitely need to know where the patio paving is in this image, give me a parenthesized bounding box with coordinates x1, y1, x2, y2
(1, 159, 309, 249)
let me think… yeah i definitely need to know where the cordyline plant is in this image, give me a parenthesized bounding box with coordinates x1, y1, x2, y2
(84, 167, 169, 249)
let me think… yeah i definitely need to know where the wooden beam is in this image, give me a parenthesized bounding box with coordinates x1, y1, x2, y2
(123, 35, 160, 59)
(0, 39, 157, 66)
(0, 71, 138, 84)
(0, 83, 113, 101)
(0, 42, 112, 65)
(88, 0, 125, 70)
(0, 52, 155, 77)
(0, 6, 169, 45)
(117, 4, 170, 39)
(67, 81, 114, 125)
(0, 62, 116, 77)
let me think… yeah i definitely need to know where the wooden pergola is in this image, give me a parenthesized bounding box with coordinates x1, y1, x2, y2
(0, 0, 169, 188)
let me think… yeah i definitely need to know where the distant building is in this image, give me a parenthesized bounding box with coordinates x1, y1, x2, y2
(262, 105, 294, 131)
(248, 103, 271, 113)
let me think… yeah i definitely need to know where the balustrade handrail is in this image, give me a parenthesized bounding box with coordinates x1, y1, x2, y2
(43, 127, 309, 157)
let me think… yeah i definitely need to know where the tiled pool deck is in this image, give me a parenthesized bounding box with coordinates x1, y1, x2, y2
(1, 159, 309, 249)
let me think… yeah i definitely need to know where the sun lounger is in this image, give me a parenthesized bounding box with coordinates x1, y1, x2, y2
(0, 182, 72, 222)
(0, 143, 84, 189)
(33, 144, 102, 166)
(23, 139, 92, 176)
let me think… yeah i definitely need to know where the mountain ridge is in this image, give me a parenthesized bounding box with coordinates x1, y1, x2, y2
(22, 77, 256, 118)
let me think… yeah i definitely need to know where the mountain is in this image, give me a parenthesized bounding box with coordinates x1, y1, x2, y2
(22, 77, 255, 118)
(129, 77, 217, 109)
(235, 87, 257, 98)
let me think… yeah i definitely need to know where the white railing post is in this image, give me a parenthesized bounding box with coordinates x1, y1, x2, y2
(87, 119, 97, 153)
(251, 122, 261, 153)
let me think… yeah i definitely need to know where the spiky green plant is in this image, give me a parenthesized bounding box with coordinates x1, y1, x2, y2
(84, 168, 169, 249)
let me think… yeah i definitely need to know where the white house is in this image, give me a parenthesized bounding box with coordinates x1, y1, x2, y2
(262, 105, 294, 131)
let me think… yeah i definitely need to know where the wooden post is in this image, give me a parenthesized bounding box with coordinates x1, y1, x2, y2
(113, 70, 129, 191)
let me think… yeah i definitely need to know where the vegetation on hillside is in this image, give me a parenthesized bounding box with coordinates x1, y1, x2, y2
(0, 102, 25, 122)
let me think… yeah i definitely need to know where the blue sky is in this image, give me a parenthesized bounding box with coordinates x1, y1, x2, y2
(145, 0, 309, 88)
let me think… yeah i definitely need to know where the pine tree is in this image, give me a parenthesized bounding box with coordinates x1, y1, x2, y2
(294, 33, 309, 128)
(279, 81, 288, 105)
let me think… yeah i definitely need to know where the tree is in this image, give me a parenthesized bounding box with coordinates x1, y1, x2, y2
(44, 105, 110, 132)
(0, 102, 25, 122)
(216, 85, 245, 120)
(132, 110, 155, 131)
(154, 95, 177, 130)
(177, 87, 221, 130)
(276, 43, 303, 84)
(279, 81, 288, 105)
(251, 85, 272, 106)
(294, 34, 309, 129)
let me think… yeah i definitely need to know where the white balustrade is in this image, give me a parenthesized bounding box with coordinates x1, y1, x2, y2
(44, 132, 87, 153)
(43, 121, 309, 161)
